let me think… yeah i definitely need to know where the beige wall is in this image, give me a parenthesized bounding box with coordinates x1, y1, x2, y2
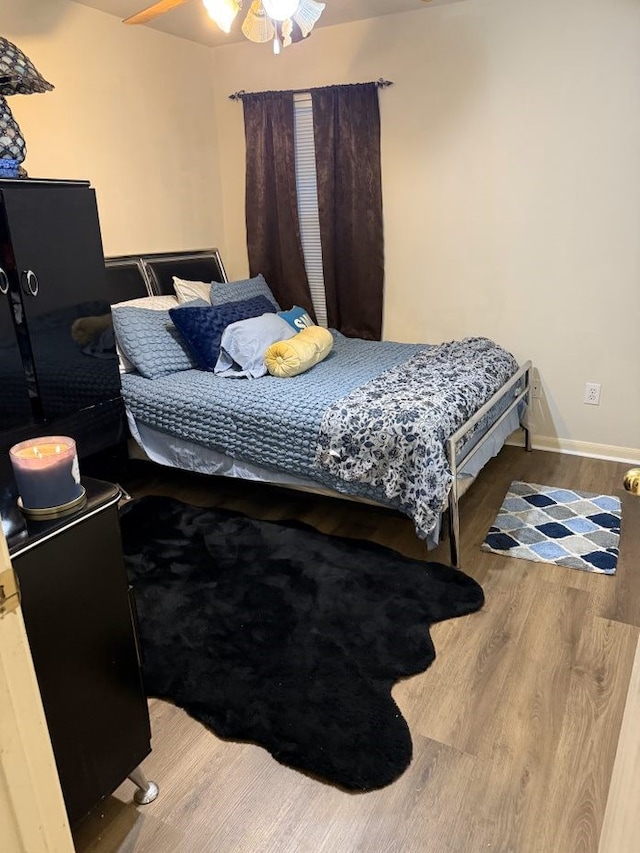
(0, 526, 74, 853)
(2, 0, 224, 256)
(2, 0, 639, 459)
(212, 0, 640, 459)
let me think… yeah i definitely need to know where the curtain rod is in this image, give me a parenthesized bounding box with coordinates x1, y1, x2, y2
(228, 79, 393, 100)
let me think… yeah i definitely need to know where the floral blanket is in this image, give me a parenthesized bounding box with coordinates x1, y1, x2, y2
(314, 337, 520, 540)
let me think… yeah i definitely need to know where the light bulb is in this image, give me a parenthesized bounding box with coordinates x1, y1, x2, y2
(273, 33, 281, 54)
(203, 0, 240, 33)
(262, 0, 299, 22)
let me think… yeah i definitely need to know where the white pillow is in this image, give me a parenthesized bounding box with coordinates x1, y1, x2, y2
(112, 295, 179, 373)
(173, 276, 212, 304)
(112, 295, 179, 311)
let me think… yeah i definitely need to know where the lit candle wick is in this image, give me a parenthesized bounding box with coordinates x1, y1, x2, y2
(9, 435, 82, 511)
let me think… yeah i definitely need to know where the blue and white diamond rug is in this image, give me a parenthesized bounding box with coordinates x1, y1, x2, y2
(481, 481, 622, 574)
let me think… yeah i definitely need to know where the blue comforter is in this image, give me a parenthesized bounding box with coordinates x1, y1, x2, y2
(122, 331, 420, 483)
(121, 332, 519, 540)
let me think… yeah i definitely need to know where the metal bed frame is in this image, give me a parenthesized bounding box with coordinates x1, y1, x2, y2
(446, 360, 532, 566)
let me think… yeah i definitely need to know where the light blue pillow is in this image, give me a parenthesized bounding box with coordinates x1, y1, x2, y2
(278, 305, 315, 332)
(215, 314, 296, 379)
(210, 273, 281, 311)
(111, 301, 206, 379)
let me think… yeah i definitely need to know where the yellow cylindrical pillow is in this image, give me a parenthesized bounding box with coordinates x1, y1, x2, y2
(265, 326, 333, 378)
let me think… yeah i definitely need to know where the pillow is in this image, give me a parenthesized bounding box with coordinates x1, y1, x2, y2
(173, 276, 212, 305)
(278, 305, 315, 333)
(111, 304, 197, 379)
(111, 295, 181, 373)
(111, 295, 207, 373)
(215, 314, 296, 379)
(169, 295, 276, 371)
(210, 273, 281, 311)
(112, 295, 180, 311)
(265, 326, 334, 378)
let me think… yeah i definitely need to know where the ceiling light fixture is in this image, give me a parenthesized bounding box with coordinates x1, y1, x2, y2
(262, 0, 299, 20)
(233, 0, 325, 54)
(125, 1, 326, 55)
(202, 0, 240, 34)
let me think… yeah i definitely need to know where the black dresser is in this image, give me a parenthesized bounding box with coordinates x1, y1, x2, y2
(3, 475, 157, 825)
(0, 177, 126, 466)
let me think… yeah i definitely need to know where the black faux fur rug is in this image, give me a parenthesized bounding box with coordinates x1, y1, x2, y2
(119, 496, 484, 791)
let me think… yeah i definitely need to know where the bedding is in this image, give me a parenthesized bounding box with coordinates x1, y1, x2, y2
(316, 337, 519, 540)
(278, 305, 315, 332)
(215, 314, 296, 379)
(172, 276, 211, 304)
(169, 296, 276, 371)
(111, 294, 181, 373)
(120, 332, 524, 546)
(122, 333, 416, 475)
(111, 304, 197, 379)
(112, 295, 180, 311)
(210, 273, 281, 311)
(265, 326, 334, 377)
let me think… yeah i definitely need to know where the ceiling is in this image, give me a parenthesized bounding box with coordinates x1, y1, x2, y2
(72, 0, 452, 48)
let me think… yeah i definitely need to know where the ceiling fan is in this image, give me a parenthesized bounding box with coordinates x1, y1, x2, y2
(124, 0, 326, 54)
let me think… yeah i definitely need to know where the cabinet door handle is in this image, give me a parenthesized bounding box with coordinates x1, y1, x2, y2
(0, 267, 8, 295)
(22, 270, 39, 297)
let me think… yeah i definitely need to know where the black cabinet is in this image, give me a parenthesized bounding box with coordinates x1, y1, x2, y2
(6, 477, 156, 826)
(0, 178, 125, 461)
(0, 261, 32, 432)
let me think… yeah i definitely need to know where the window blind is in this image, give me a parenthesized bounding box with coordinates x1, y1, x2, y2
(293, 93, 327, 327)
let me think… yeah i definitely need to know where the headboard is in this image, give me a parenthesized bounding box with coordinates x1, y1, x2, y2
(140, 249, 228, 297)
(104, 255, 152, 303)
(103, 249, 228, 305)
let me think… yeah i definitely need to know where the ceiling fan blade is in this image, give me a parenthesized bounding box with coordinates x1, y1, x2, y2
(124, 0, 192, 25)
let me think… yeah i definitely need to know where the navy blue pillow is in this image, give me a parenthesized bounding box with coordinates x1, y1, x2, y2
(169, 295, 276, 371)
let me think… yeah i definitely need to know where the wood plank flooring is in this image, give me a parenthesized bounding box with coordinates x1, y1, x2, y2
(72, 447, 640, 853)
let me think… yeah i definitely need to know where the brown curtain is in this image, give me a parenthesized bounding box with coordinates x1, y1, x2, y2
(242, 91, 315, 317)
(311, 83, 384, 340)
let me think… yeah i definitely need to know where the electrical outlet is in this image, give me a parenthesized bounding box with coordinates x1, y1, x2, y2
(584, 382, 601, 405)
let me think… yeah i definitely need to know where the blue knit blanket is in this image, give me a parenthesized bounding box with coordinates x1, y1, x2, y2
(121, 333, 519, 540)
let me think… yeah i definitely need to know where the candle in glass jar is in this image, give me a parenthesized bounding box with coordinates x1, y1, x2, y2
(9, 436, 82, 510)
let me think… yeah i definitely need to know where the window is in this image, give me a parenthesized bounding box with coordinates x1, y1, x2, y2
(293, 93, 327, 327)
(242, 83, 383, 339)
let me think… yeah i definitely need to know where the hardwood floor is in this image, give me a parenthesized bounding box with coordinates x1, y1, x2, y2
(72, 447, 640, 853)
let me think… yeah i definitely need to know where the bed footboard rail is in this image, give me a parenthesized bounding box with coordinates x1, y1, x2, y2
(445, 360, 532, 567)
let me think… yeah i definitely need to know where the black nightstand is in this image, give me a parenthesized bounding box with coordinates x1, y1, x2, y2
(4, 476, 158, 826)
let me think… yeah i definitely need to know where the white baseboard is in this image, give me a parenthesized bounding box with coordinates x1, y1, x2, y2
(507, 433, 640, 465)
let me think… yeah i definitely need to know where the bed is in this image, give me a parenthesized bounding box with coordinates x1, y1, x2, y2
(105, 249, 532, 566)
